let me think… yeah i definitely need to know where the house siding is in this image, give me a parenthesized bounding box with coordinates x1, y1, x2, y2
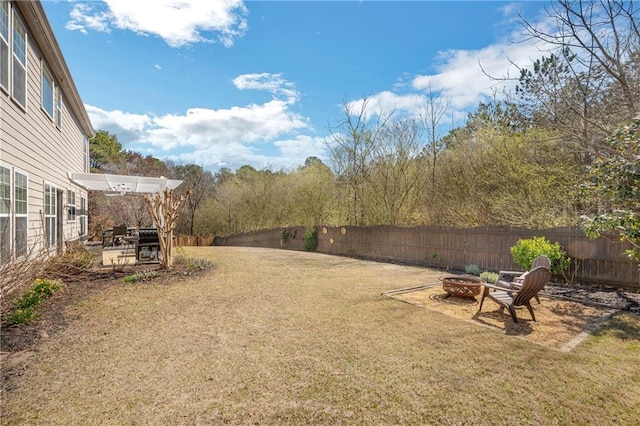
(1, 0, 94, 267)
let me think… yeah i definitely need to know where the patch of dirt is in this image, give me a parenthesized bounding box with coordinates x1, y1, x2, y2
(543, 281, 640, 313)
(387, 284, 615, 349)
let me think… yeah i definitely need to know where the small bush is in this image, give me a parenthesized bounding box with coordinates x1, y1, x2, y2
(175, 254, 214, 274)
(5, 307, 38, 325)
(303, 228, 318, 251)
(480, 271, 499, 284)
(4, 278, 61, 325)
(510, 236, 571, 276)
(464, 264, 482, 276)
(123, 269, 159, 283)
(281, 228, 296, 242)
(32, 277, 61, 296)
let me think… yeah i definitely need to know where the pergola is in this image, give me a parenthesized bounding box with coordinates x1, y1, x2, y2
(69, 173, 186, 269)
(68, 173, 182, 194)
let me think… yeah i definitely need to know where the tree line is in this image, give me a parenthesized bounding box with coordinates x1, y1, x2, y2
(88, 1, 640, 260)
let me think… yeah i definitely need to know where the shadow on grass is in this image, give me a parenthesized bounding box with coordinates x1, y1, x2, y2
(472, 309, 534, 336)
(590, 312, 640, 341)
(428, 293, 478, 306)
(547, 301, 607, 331)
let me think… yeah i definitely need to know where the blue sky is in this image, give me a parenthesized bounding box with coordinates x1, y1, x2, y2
(42, 1, 553, 173)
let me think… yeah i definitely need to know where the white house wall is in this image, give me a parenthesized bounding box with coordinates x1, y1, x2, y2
(1, 0, 94, 261)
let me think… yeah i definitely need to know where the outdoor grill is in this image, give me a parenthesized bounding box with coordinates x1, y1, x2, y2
(137, 228, 160, 262)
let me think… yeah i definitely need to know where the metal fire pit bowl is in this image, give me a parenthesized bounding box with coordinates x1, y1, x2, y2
(439, 275, 484, 299)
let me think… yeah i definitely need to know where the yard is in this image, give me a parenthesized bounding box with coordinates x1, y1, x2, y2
(1, 246, 639, 425)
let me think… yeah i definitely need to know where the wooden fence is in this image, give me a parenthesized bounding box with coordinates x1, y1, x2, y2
(212, 225, 639, 290)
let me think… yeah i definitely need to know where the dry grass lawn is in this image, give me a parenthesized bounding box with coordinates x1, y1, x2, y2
(1, 246, 639, 425)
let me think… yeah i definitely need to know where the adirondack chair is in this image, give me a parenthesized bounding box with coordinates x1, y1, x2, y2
(477, 266, 551, 323)
(496, 255, 551, 304)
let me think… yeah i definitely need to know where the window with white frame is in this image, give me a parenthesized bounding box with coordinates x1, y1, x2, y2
(44, 183, 56, 248)
(42, 63, 54, 119)
(0, 0, 9, 92)
(56, 90, 62, 128)
(0, 165, 10, 264)
(67, 189, 76, 222)
(83, 136, 89, 172)
(11, 6, 26, 108)
(0, 165, 28, 263)
(14, 171, 27, 257)
(80, 197, 87, 236)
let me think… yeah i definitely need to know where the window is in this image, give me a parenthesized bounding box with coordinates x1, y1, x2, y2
(14, 171, 27, 257)
(12, 7, 26, 108)
(56, 90, 62, 128)
(42, 64, 54, 118)
(0, 165, 9, 264)
(80, 197, 87, 236)
(0, 165, 28, 264)
(83, 136, 89, 172)
(0, 0, 9, 91)
(44, 183, 56, 248)
(67, 189, 76, 222)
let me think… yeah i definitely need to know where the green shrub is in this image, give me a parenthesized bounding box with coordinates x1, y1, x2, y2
(123, 274, 139, 283)
(4, 278, 61, 325)
(303, 228, 318, 251)
(5, 307, 38, 325)
(464, 264, 482, 276)
(281, 228, 296, 242)
(480, 271, 498, 284)
(175, 254, 214, 274)
(510, 236, 571, 276)
(123, 269, 159, 283)
(32, 278, 61, 296)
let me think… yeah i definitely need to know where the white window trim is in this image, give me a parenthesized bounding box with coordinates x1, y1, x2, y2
(13, 168, 28, 259)
(56, 89, 63, 129)
(0, 162, 11, 264)
(44, 182, 56, 249)
(0, 163, 29, 263)
(0, 0, 9, 94)
(80, 196, 87, 236)
(67, 188, 76, 222)
(83, 136, 89, 172)
(11, 5, 27, 110)
(41, 61, 55, 120)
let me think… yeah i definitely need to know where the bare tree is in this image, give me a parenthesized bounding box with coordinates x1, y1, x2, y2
(328, 97, 393, 225)
(417, 82, 451, 190)
(521, 0, 640, 119)
(365, 117, 425, 225)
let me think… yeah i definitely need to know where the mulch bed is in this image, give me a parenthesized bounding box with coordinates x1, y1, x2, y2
(385, 280, 640, 350)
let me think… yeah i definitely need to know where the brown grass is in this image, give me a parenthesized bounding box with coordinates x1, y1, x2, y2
(1, 246, 639, 425)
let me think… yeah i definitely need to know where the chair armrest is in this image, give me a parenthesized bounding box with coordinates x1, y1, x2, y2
(495, 280, 521, 290)
(483, 282, 519, 293)
(497, 270, 525, 281)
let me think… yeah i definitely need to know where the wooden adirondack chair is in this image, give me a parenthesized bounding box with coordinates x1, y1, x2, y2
(477, 266, 551, 323)
(496, 255, 551, 304)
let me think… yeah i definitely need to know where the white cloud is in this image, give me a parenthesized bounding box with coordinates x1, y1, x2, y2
(232, 73, 300, 103)
(346, 91, 427, 118)
(66, 0, 248, 48)
(154, 64, 162, 70)
(85, 104, 151, 143)
(411, 7, 556, 111)
(168, 134, 329, 171)
(273, 135, 330, 164)
(349, 7, 556, 123)
(85, 95, 313, 170)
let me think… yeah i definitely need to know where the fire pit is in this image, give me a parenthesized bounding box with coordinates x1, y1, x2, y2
(440, 275, 484, 299)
